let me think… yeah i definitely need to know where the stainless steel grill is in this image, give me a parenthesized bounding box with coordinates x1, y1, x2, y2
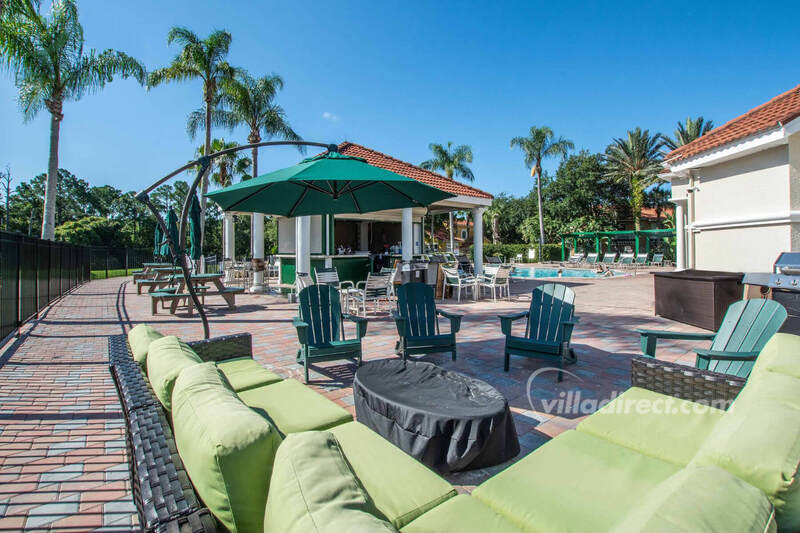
(743, 252, 800, 334)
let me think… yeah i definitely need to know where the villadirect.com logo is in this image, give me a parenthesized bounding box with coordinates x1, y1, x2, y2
(526, 367, 732, 415)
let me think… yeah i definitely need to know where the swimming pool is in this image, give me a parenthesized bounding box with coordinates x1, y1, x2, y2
(511, 267, 620, 279)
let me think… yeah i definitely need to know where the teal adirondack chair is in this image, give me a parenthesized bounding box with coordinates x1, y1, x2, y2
(499, 283, 578, 381)
(636, 299, 787, 378)
(392, 283, 463, 361)
(293, 285, 368, 383)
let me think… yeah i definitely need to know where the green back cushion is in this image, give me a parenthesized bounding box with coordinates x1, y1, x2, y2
(611, 465, 775, 532)
(750, 333, 800, 381)
(127, 324, 164, 369)
(146, 336, 202, 411)
(264, 431, 396, 533)
(693, 370, 800, 530)
(172, 363, 282, 533)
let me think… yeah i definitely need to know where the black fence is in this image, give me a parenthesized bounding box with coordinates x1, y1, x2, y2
(0, 231, 158, 342)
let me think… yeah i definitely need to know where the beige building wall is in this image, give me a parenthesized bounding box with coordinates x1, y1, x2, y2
(695, 225, 791, 271)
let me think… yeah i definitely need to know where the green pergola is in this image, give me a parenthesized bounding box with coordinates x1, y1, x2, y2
(560, 229, 676, 260)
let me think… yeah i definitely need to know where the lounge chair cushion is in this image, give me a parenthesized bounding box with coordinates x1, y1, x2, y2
(400, 495, 523, 533)
(214, 357, 282, 392)
(473, 430, 679, 531)
(172, 363, 282, 533)
(127, 324, 164, 369)
(577, 387, 726, 466)
(146, 336, 202, 412)
(749, 333, 800, 381)
(328, 422, 456, 529)
(238, 379, 352, 434)
(610, 465, 776, 532)
(263, 431, 395, 533)
(692, 370, 800, 530)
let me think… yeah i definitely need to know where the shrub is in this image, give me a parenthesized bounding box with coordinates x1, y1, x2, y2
(468, 243, 562, 262)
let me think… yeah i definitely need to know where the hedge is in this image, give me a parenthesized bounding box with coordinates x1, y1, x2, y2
(468, 243, 562, 262)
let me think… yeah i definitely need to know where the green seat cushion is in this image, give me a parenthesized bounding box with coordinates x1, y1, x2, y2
(172, 363, 282, 533)
(750, 333, 800, 381)
(264, 431, 396, 533)
(473, 430, 679, 531)
(692, 370, 800, 530)
(611, 465, 776, 533)
(577, 387, 725, 466)
(505, 335, 559, 354)
(127, 324, 164, 369)
(328, 422, 456, 529)
(146, 336, 202, 412)
(401, 495, 524, 533)
(238, 379, 352, 434)
(215, 357, 282, 392)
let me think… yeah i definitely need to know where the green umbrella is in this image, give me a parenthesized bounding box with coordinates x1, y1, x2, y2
(153, 220, 164, 258)
(205, 151, 454, 216)
(188, 194, 202, 260)
(160, 208, 180, 260)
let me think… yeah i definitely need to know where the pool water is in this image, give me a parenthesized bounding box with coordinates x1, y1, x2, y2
(511, 267, 618, 279)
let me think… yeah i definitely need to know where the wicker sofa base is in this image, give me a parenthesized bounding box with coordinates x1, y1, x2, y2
(631, 356, 745, 407)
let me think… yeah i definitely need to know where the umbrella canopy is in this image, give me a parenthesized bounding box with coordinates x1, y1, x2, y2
(205, 151, 454, 216)
(160, 208, 180, 260)
(153, 220, 164, 258)
(188, 195, 202, 260)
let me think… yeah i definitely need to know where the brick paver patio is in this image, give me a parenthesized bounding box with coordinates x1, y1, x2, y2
(0, 269, 706, 531)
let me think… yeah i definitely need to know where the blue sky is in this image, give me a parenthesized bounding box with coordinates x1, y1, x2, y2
(1, 0, 799, 197)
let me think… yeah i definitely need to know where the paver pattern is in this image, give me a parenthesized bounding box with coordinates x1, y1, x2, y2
(0, 269, 706, 530)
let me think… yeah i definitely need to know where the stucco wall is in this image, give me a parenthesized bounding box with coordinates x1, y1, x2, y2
(695, 224, 791, 271)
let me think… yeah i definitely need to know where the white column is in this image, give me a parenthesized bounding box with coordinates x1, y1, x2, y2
(472, 207, 485, 276)
(223, 212, 235, 281)
(359, 221, 369, 251)
(296, 215, 311, 275)
(674, 201, 686, 271)
(401, 208, 413, 262)
(251, 213, 265, 292)
(448, 211, 454, 252)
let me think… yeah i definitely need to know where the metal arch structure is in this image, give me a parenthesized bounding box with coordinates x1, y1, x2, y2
(136, 140, 338, 339)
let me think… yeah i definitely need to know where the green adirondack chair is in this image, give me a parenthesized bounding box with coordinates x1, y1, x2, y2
(293, 285, 368, 383)
(636, 299, 787, 378)
(392, 283, 463, 361)
(499, 283, 578, 381)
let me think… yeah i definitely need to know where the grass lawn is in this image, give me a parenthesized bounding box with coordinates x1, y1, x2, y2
(90, 268, 139, 280)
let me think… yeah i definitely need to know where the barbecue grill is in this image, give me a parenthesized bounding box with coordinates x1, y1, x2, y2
(742, 252, 800, 334)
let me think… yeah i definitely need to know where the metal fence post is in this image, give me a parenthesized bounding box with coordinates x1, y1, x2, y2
(105, 248, 109, 279)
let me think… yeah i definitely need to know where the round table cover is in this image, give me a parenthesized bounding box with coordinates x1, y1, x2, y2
(353, 359, 519, 473)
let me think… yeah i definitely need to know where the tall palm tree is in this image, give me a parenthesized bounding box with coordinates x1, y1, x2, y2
(510, 126, 573, 260)
(662, 116, 714, 151)
(188, 70, 302, 180)
(604, 128, 665, 231)
(0, 0, 145, 240)
(198, 139, 251, 188)
(420, 142, 474, 252)
(148, 27, 234, 248)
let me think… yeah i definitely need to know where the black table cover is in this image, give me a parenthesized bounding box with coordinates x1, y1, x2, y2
(353, 359, 519, 473)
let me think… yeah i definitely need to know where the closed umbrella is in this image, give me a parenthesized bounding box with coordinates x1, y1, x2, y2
(188, 194, 202, 260)
(153, 221, 164, 259)
(160, 208, 180, 260)
(205, 151, 453, 216)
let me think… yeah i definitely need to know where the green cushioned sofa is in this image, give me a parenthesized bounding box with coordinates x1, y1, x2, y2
(113, 326, 800, 532)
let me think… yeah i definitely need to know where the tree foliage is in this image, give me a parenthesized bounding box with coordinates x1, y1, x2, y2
(662, 116, 714, 151)
(420, 142, 474, 181)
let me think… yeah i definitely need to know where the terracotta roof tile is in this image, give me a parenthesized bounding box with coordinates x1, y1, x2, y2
(666, 84, 800, 163)
(335, 142, 493, 200)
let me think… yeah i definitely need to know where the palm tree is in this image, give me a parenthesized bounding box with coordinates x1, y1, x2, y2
(510, 127, 573, 261)
(420, 142, 474, 252)
(148, 27, 234, 248)
(198, 139, 251, 188)
(662, 116, 714, 151)
(189, 70, 302, 180)
(0, 0, 145, 240)
(604, 128, 665, 231)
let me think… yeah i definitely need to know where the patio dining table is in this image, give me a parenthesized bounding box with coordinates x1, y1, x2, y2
(133, 262, 173, 282)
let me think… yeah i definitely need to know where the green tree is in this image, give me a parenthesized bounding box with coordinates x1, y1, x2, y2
(89, 184, 122, 218)
(55, 216, 125, 247)
(604, 128, 664, 230)
(148, 27, 234, 248)
(195, 139, 251, 188)
(0, 0, 145, 240)
(644, 185, 671, 224)
(510, 126, 574, 260)
(420, 142, 474, 249)
(662, 116, 714, 151)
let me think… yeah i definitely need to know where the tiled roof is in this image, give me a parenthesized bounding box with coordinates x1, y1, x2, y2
(335, 142, 493, 200)
(666, 84, 800, 163)
(640, 206, 674, 220)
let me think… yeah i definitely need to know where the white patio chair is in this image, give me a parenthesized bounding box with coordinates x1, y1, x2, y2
(441, 266, 477, 302)
(314, 266, 356, 309)
(478, 265, 512, 301)
(350, 272, 391, 316)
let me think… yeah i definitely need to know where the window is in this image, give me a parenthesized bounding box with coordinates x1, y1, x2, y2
(460, 230, 468, 239)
